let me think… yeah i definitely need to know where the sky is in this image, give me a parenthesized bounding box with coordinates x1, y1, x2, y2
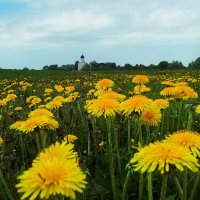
(0, 0, 200, 69)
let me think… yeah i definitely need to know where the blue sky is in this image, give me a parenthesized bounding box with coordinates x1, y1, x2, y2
(0, 0, 200, 69)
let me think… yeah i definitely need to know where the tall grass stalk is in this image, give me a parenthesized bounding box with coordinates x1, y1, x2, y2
(137, 119, 144, 200)
(122, 168, 132, 200)
(19, 134, 25, 168)
(171, 172, 183, 199)
(183, 168, 188, 200)
(189, 172, 200, 200)
(127, 118, 131, 152)
(0, 169, 13, 200)
(160, 174, 168, 200)
(106, 117, 116, 200)
(147, 173, 153, 200)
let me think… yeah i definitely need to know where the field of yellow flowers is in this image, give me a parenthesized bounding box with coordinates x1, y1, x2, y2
(0, 69, 200, 200)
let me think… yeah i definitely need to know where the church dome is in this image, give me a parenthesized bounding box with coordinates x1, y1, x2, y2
(80, 54, 84, 59)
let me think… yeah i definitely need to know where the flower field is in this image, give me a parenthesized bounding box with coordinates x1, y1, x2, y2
(0, 69, 200, 200)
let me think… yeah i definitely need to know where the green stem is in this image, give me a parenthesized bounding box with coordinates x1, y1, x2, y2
(87, 125, 91, 157)
(183, 168, 187, 200)
(91, 118, 98, 160)
(146, 125, 151, 144)
(171, 174, 183, 199)
(20, 134, 25, 168)
(0, 169, 13, 200)
(138, 119, 143, 146)
(189, 172, 200, 200)
(40, 130, 47, 150)
(160, 174, 168, 200)
(177, 100, 182, 130)
(113, 119, 122, 179)
(139, 173, 144, 200)
(187, 111, 192, 130)
(106, 117, 116, 200)
(127, 118, 131, 152)
(138, 119, 143, 200)
(122, 169, 132, 200)
(160, 109, 165, 139)
(35, 132, 41, 152)
(148, 173, 153, 200)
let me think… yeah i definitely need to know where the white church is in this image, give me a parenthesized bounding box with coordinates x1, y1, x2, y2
(78, 54, 87, 71)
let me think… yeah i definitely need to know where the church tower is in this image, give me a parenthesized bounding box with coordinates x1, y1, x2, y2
(78, 54, 86, 71)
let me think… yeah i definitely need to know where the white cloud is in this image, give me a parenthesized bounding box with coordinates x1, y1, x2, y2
(0, 8, 114, 47)
(0, 0, 200, 68)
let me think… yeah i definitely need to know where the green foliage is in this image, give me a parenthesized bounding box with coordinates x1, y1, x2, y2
(188, 57, 200, 69)
(0, 69, 200, 199)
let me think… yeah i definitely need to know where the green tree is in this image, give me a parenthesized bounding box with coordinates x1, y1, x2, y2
(168, 61, 184, 69)
(188, 57, 200, 69)
(48, 64, 58, 70)
(158, 61, 169, 69)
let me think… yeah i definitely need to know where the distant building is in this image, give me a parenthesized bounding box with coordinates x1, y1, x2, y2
(78, 54, 86, 71)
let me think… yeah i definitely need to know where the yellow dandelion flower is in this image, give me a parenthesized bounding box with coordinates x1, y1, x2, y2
(20, 118, 44, 133)
(14, 107, 23, 111)
(31, 97, 42, 105)
(10, 121, 26, 131)
(0, 99, 7, 106)
(8, 112, 14, 117)
(35, 142, 77, 162)
(98, 91, 126, 102)
(87, 98, 120, 118)
(26, 96, 37, 103)
(99, 140, 106, 148)
(16, 158, 87, 200)
(175, 82, 188, 86)
(54, 85, 64, 92)
(196, 105, 200, 114)
(166, 130, 200, 157)
(43, 93, 50, 97)
(140, 106, 162, 126)
(53, 96, 65, 103)
(28, 103, 35, 109)
(87, 89, 95, 97)
(7, 89, 14, 93)
(5, 93, 17, 101)
(28, 108, 54, 118)
(130, 141, 199, 174)
(46, 100, 63, 110)
(152, 99, 169, 110)
(132, 75, 149, 84)
(172, 86, 198, 99)
(44, 88, 53, 93)
(40, 116, 59, 131)
(134, 85, 150, 94)
(160, 87, 177, 97)
(94, 89, 107, 97)
(84, 99, 96, 111)
(65, 96, 75, 103)
(13, 116, 59, 133)
(120, 95, 152, 116)
(0, 136, 3, 146)
(37, 105, 46, 108)
(161, 81, 175, 86)
(44, 97, 51, 102)
(73, 92, 79, 98)
(95, 79, 114, 90)
(64, 135, 78, 143)
(65, 86, 75, 92)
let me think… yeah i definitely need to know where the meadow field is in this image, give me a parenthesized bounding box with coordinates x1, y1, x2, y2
(0, 69, 200, 200)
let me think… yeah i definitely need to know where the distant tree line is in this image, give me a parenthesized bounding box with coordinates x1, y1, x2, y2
(26, 56, 200, 71)
(42, 62, 78, 71)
